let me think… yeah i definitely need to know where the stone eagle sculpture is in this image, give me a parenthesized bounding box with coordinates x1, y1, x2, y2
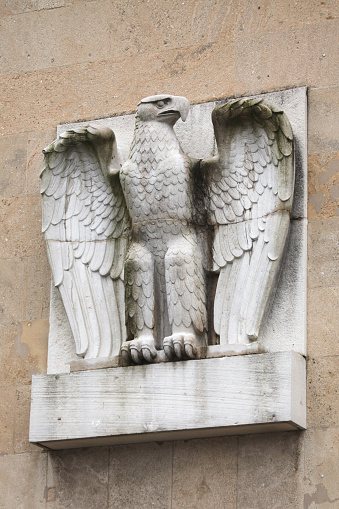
(41, 94, 294, 364)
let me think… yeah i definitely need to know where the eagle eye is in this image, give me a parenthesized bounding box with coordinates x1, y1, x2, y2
(156, 99, 170, 109)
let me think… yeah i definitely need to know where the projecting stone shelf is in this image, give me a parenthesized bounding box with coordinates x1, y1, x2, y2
(29, 351, 306, 450)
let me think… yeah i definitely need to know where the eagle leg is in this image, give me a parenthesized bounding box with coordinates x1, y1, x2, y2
(163, 235, 207, 360)
(121, 242, 157, 364)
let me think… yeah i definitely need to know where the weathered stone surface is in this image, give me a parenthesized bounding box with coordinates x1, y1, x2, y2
(259, 218, 307, 355)
(29, 352, 306, 448)
(308, 286, 339, 358)
(308, 218, 339, 289)
(47, 447, 109, 509)
(14, 385, 42, 453)
(308, 86, 339, 155)
(108, 442, 172, 509)
(0, 37, 234, 136)
(0, 258, 24, 323)
(0, 451, 47, 509)
(18, 320, 49, 373)
(22, 255, 51, 322)
(0, 195, 45, 259)
(51, 89, 306, 371)
(108, 0, 236, 57)
(235, 0, 339, 33)
(172, 437, 237, 509)
(238, 432, 304, 509)
(0, 386, 15, 454)
(26, 129, 56, 195)
(308, 152, 339, 220)
(47, 285, 77, 375)
(0, 1, 337, 507)
(0, 321, 47, 387)
(0, 2, 112, 77)
(234, 22, 339, 96)
(307, 356, 339, 428)
(0, 0, 68, 16)
(0, 1, 237, 77)
(303, 427, 339, 509)
(0, 132, 27, 198)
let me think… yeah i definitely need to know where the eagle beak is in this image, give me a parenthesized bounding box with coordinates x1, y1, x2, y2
(174, 96, 190, 122)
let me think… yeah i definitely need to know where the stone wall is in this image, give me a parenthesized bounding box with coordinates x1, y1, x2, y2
(0, 1, 338, 507)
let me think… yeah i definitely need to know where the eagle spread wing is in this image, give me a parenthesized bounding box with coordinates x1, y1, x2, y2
(203, 98, 294, 345)
(41, 125, 130, 359)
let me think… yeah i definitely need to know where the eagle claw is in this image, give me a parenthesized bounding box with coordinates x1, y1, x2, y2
(121, 336, 157, 365)
(163, 333, 197, 361)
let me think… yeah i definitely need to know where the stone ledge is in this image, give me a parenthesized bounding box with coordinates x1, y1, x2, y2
(70, 343, 266, 372)
(29, 351, 306, 450)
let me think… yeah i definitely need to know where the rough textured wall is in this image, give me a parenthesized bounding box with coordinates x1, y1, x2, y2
(0, 1, 338, 508)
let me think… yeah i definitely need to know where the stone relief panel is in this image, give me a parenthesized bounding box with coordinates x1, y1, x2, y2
(43, 88, 307, 373)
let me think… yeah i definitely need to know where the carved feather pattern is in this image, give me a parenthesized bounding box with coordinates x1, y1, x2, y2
(120, 118, 207, 337)
(41, 125, 130, 358)
(165, 234, 207, 333)
(124, 241, 155, 337)
(203, 98, 294, 344)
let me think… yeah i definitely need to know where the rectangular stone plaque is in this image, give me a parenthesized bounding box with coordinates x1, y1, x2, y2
(30, 351, 306, 449)
(48, 87, 307, 375)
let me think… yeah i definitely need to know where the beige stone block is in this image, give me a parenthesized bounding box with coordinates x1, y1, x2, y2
(18, 320, 49, 372)
(0, 386, 15, 454)
(307, 356, 339, 428)
(172, 437, 237, 509)
(0, 323, 21, 385)
(26, 129, 56, 196)
(303, 427, 339, 508)
(108, 0, 236, 58)
(14, 385, 41, 453)
(0, 0, 67, 16)
(308, 87, 339, 155)
(308, 286, 339, 358)
(0, 37, 234, 136)
(0, 451, 47, 509)
(235, 0, 339, 34)
(47, 447, 109, 509)
(308, 152, 339, 220)
(0, 132, 27, 198)
(108, 442, 172, 509)
(0, 195, 45, 259)
(0, 2, 112, 76)
(22, 255, 51, 321)
(1, 0, 236, 76)
(237, 431, 304, 509)
(234, 21, 339, 96)
(308, 218, 339, 289)
(0, 322, 47, 387)
(0, 258, 24, 323)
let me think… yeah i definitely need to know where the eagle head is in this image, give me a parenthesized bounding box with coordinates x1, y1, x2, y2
(136, 94, 190, 125)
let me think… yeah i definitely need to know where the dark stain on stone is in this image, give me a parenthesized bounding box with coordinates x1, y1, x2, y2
(304, 483, 339, 508)
(14, 323, 30, 360)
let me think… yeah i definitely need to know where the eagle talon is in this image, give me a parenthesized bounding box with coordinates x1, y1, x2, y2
(163, 338, 175, 360)
(173, 338, 184, 359)
(163, 333, 197, 360)
(130, 346, 142, 364)
(120, 336, 157, 365)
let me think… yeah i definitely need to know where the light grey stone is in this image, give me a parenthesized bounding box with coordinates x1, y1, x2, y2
(108, 442, 172, 509)
(238, 431, 304, 509)
(44, 88, 307, 370)
(172, 437, 238, 509)
(47, 447, 109, 509)
(260, 218, 307, 355)
(47, 285, 76, 374)
(29, 351, 306, 449)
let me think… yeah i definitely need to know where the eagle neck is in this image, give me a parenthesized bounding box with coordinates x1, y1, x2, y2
(129, 119, 180, 163)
